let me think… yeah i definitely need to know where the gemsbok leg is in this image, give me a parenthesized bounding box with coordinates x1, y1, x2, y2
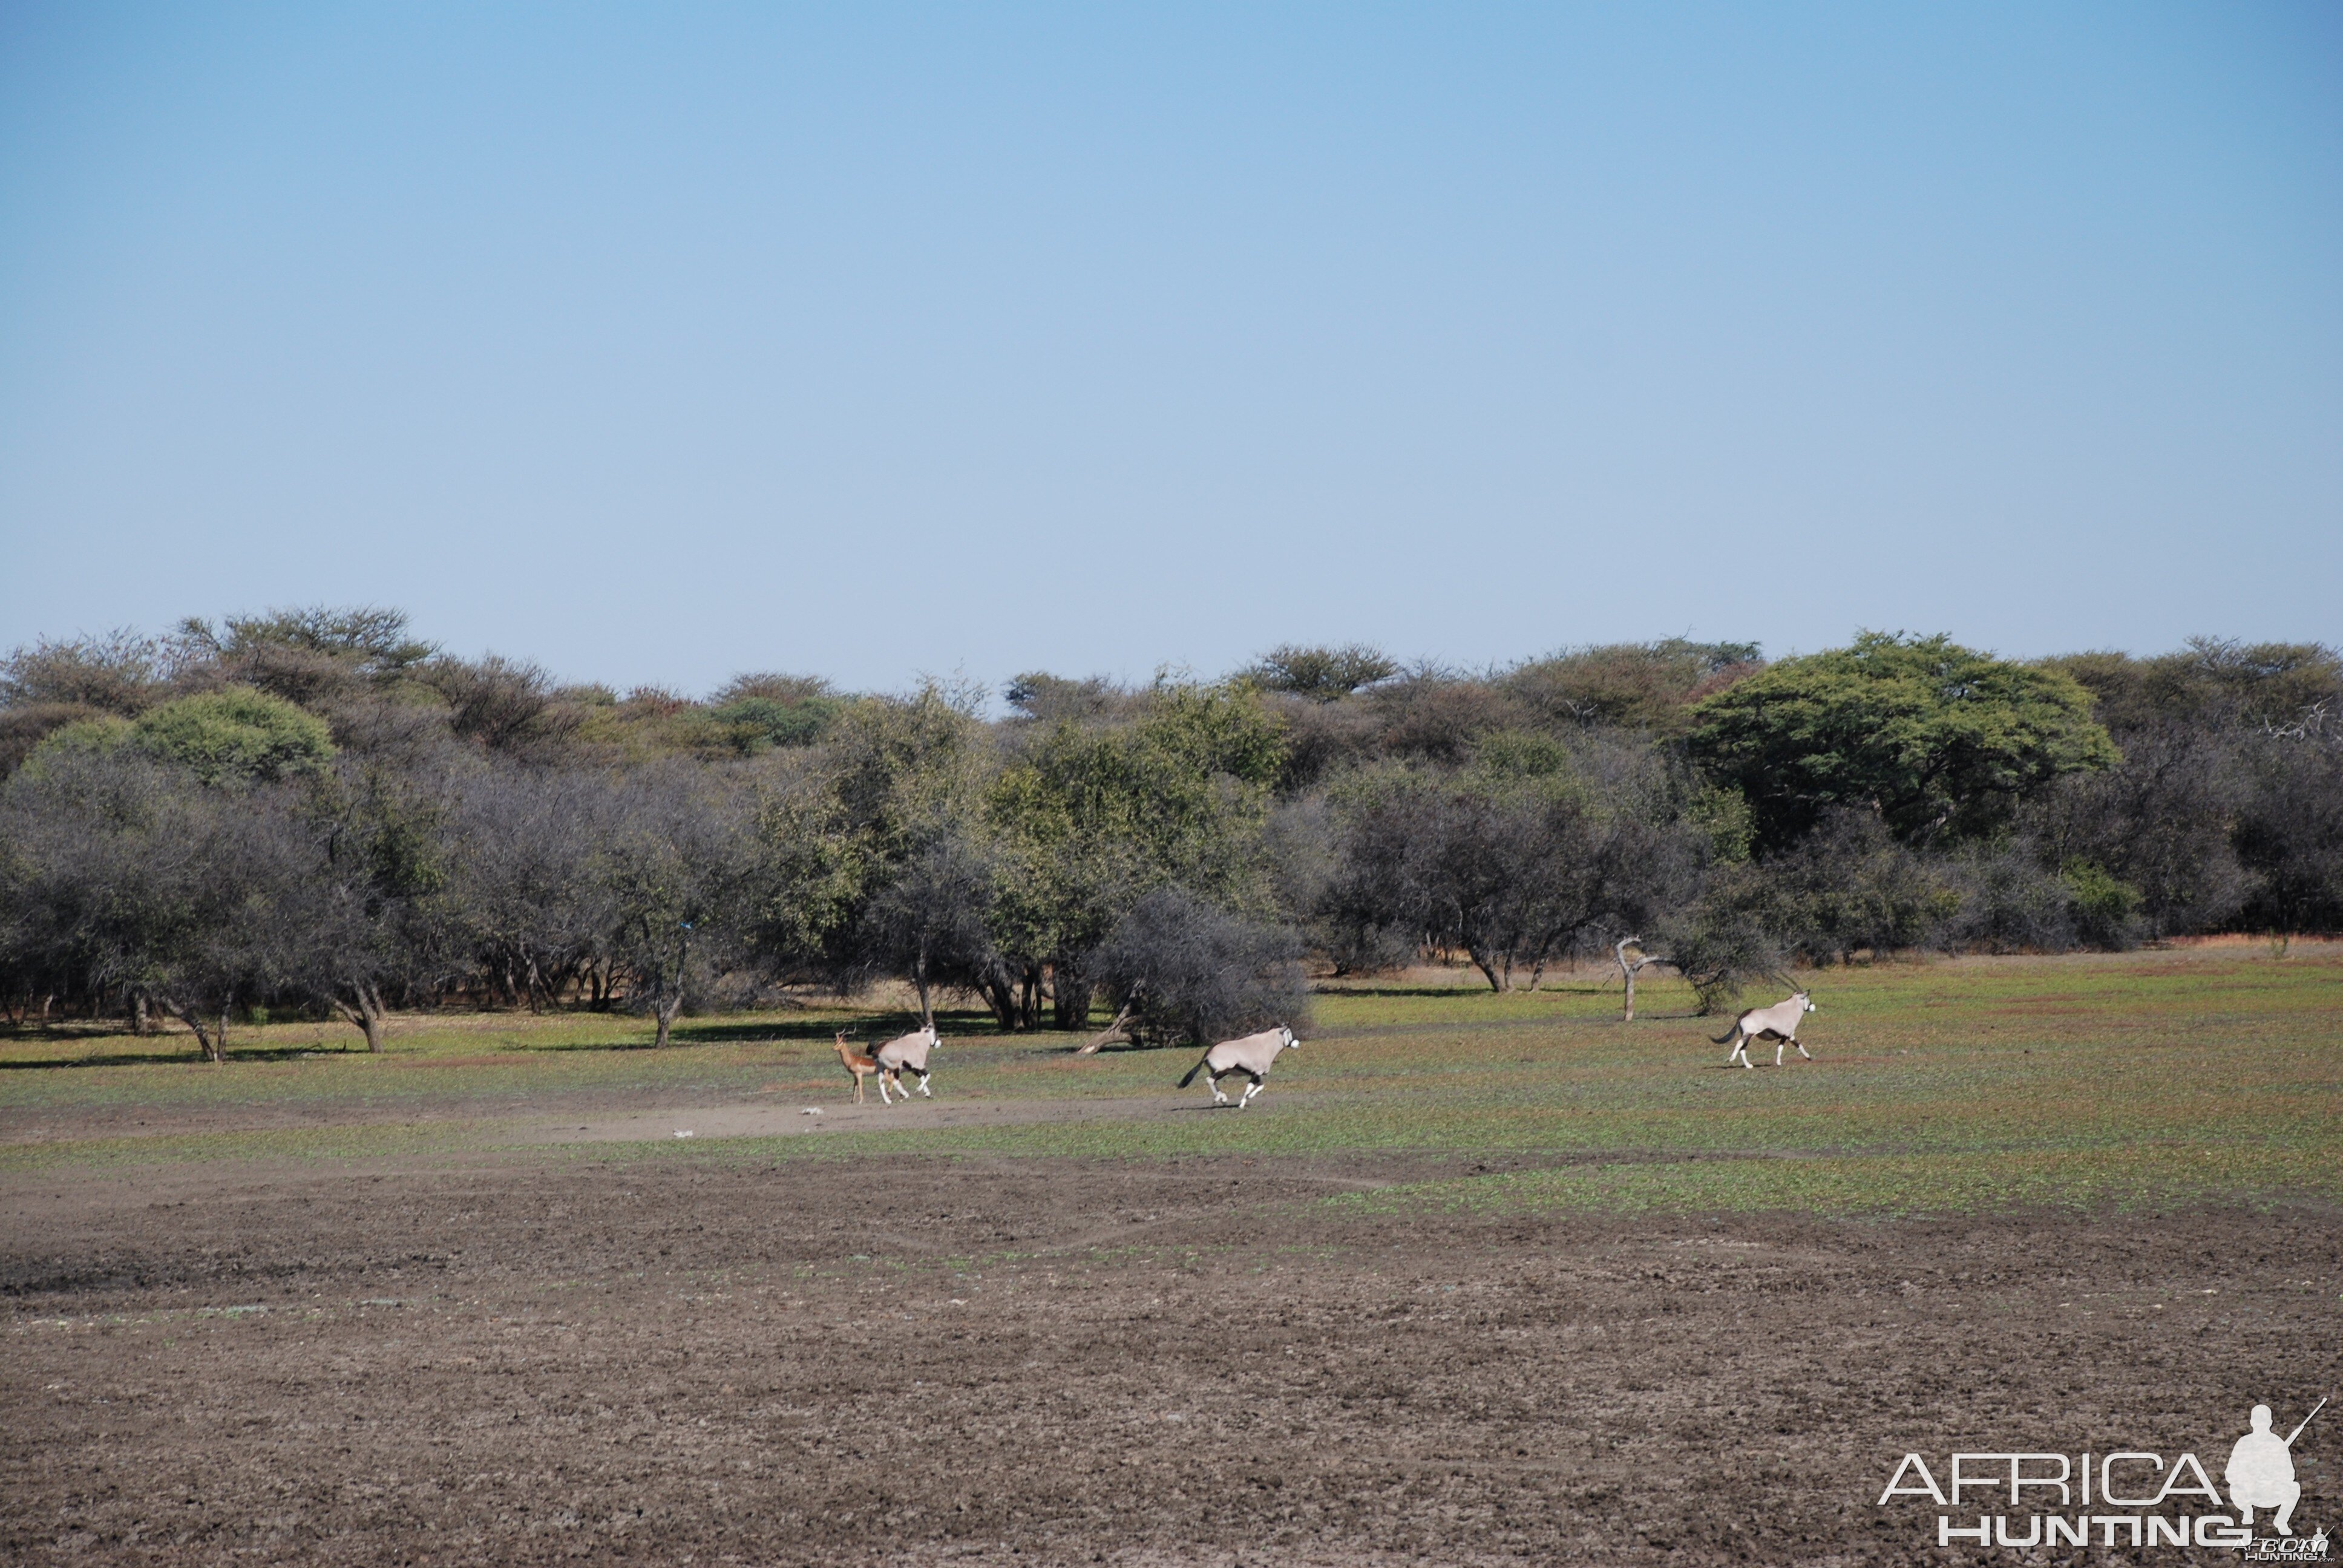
(909, 1070, 932, 1098)
(1236, 1074, 1265, 1109)
(1729, 1031, 1752, 1070)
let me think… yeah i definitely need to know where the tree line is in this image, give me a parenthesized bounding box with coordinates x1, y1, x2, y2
(1, 609, 2336, 1057)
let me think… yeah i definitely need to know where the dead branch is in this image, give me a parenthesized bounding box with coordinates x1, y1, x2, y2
(1073, 1002, 1135, 1055)
(1613, 934, 1676, 1022)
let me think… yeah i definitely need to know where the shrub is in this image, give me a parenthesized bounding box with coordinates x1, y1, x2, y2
(1090, 886, 1309, 1048)
(709, 693, 842, 751)
(1245, 644, 1400, 702)
(128, 688, 335, 784)
(2060, 860, 2143, 949)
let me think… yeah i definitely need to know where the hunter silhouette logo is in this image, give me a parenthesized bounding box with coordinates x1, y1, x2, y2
(2230, 1399, 2322, 1537)
(1876, 1394, 2328, 1554)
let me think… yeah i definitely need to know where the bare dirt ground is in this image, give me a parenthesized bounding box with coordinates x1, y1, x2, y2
(4, 1151, 2336, 1567)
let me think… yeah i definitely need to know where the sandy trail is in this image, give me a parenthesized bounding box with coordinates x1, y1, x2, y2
(517, 1092, 1216, 1143)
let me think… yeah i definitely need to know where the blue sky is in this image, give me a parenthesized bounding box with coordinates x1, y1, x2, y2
(2, 2, 2337, 696)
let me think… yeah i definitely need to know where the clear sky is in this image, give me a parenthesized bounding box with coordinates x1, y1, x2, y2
(2, 3, 2337, 697)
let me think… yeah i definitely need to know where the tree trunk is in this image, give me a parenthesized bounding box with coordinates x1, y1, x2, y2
(1467, 944, 1504, 993)
(332, 983, 388, 1053)
(913, 951, 933, 1031)
(652, 930, 690, 1047)
(163, 995, 228, 1062)
(133, 990, 152, 1036)
(1051, 966, 1093, 1030)
(980, 975, 1020, 1031)
(1613, 935, 1670, 1022)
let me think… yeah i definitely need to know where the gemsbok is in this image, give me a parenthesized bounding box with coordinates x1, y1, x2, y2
(831, 1031, 879, 1104)
(1714, 991, 1817, 1069)
(1177, 1025, 1299, 1108)
(873, 1024, 939, 1104)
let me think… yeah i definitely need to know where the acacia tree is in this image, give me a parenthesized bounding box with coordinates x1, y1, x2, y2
(1244, 644, 1400, 702)
(597, 766, 755, 1047)
(1685, 632, 2117, 852)
(2235, 725, 2343, 933)
(854, 831, 1000, 1029)
(443, 766, 619, 1008)
(0, 748, 322, 1059)
(789, 683, 1001, 1016)
(987, 681, 1286, 1030)
(306, 763, 455, 1050)
(2019, 723, 2247, 936)
(1325, 774, 1562, 992)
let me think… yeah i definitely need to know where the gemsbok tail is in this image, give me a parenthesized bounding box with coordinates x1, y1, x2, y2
(1711, 1026, 1741, 1045)
(1177, 1054, 1208, 1088)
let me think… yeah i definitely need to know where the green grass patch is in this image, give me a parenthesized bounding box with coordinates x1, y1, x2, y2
(4, 947, 2338, 1218)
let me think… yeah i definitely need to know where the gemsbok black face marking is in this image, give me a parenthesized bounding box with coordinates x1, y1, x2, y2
(1176, 1025, 1299, 1108)
(1711, 991, 1817, 1069)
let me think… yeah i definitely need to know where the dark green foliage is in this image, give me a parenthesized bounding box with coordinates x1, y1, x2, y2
(302, 763, 457, 1048)
(595, 766, 756, 1046)
(2018, 644, 2343, 936)
(1686, 632, 2118, 852)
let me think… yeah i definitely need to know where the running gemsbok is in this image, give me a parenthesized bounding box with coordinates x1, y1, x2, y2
(873, 1024, 939, 1103)
(1177, 1025, 1299, 1108)
(832, 1031, 879, 1103)
(1713, 991, 1817, 1069)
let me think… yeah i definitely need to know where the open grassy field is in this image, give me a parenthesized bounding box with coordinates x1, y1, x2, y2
(4, 946, 2339, 1565)
(5, 943, 2338, 1214)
